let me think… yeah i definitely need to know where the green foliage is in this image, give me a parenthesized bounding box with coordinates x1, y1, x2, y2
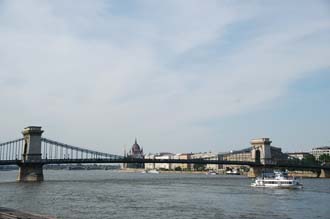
(194, 164, 206, 171)
(302, 154, 317, 164)
(174, 166, 182, 171)
(319, 154, 330, 163)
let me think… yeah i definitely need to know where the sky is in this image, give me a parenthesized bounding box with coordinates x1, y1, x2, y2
(0, 0, 329, 155)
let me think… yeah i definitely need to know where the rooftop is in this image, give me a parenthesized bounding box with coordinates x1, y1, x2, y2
(287, 152, 310, 155)
(312, 146, 330, 150)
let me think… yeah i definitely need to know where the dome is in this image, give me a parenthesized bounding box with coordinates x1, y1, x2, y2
(125, 138, 145, 169)
(130, 138, 143, 154)
(132, 141, 140, 151)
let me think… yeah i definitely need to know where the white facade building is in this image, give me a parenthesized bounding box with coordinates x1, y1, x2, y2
(144, 153, 175, 170)
(171, 154, 181, 170)
(288, 152, 311, 160)
(311, 147, 330, 160)
(191, 152, 218, 171)
(144, 153, 156, 170)
(154, 154, 174, 170)
(145, 152, 219, 171)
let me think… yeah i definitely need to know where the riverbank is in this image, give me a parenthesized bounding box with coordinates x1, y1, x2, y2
(118, 169, 324, 178)
(0, 207, 55, 219)
(119, 169, 214, 174)
(288, 170, 319, 178)
(118, 169, 243, 175)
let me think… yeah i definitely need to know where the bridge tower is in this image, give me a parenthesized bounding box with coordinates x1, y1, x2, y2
(250, 138, 272, 164)
(17, 126, 44, 182)
(248, 138, 272, 178)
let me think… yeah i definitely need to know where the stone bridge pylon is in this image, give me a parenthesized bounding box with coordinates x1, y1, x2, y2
(251, 138, 272, 165)
(17, 126, 44, 182)
(248, 138, 272, 177)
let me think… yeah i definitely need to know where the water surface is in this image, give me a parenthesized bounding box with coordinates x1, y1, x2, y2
(0, 170, 329, 219)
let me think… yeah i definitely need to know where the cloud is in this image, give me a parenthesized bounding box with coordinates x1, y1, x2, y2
(0, 0, 329, 154)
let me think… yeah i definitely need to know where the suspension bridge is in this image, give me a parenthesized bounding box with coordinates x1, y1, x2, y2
(0, 126, 329, 181)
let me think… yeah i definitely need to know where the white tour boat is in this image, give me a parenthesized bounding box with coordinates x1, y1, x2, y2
(251, 171, 303, 189)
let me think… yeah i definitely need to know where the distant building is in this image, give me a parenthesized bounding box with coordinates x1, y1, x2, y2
(125, 139, 144, 169)
(145, 153, 193, 170)
(287, 152, 310, 160)
(218, 148, 252, 171)
(311, 146, 330, 160)
(218, 138, 288, 170)
(191, 152, 218, 171)
(144, 153, 156, 170)
(144, 152, 175, 170)
(155, 153, 175, 170)
(178, 153, 193, 170)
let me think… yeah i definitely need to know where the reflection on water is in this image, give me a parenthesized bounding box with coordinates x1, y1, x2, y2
(0, 170, 329, 219)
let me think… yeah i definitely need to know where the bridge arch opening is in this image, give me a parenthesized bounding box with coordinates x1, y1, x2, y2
(255, 150, 261, 163)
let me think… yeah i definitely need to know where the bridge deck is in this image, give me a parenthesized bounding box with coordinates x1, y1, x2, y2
(1, 158, 328, 170)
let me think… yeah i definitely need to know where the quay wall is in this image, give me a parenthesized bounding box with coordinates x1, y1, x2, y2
(288, 170, 319, 178)
(120, 168, 327, 178)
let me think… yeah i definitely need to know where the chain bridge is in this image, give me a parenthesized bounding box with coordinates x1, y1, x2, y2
(0, 126, 329, 181)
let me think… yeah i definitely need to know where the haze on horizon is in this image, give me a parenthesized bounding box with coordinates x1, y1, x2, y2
(0, 0, 329, 155)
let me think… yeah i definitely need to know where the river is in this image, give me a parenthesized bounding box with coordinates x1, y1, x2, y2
(0, 170, 329, 219)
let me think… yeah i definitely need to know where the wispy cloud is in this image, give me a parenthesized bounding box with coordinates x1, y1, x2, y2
(0, 0, 329, 153)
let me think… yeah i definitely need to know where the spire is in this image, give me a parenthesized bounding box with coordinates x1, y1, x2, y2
(135, 137, 137, 145)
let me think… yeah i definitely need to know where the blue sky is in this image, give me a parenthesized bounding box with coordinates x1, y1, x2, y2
(0, 0, 329, 154)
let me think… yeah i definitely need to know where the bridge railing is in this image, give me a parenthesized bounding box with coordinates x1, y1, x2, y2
(41, 138, 123, 160)
(273, 158, 323, 168)
(0, 138, 24, 161)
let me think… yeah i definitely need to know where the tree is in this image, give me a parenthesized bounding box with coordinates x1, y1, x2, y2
(319, 154, 330, 163)
(302, 154, 317, 164)
(194, 164, 206, 171)
(174, 166, 182, 171)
